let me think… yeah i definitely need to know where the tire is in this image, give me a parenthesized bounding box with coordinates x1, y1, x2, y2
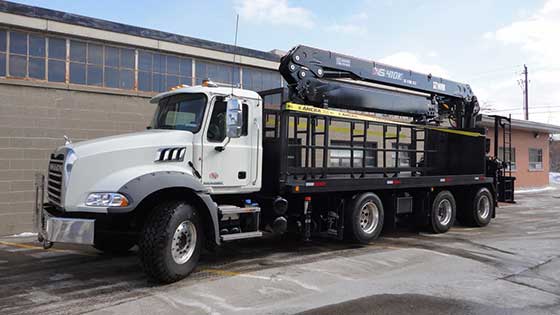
(345, 193, 384, 244)
(93, 238, 135, 254)
(462, 188, 493, 227)
(429, 190, 456, 233)
(138, 200, 203, 283)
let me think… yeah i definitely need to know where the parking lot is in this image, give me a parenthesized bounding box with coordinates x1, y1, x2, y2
(0, 188, 559, 315)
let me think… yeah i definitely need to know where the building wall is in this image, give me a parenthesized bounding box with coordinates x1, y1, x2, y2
(486, 127, 550, 188)
(0, 24, 283, 236)
(0, 83, 154, 235)
(551, 140, 560, 172)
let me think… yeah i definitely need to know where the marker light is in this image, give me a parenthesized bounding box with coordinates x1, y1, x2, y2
(85, 193, 129, 207)
(201, 79, 218, 87)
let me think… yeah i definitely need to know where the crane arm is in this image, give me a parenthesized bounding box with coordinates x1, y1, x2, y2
(279, 45, 480, 128)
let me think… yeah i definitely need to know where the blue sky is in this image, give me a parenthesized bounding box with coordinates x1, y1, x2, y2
(11, 0, 560, 124)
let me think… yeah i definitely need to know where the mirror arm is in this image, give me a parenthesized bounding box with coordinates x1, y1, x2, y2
(214, 137, 231, 152)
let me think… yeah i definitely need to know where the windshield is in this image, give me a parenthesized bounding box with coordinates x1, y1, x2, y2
(151, 93, 207, 132)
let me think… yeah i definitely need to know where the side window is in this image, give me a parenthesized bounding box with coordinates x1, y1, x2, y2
(242, 103, 249, 136)
(207, 100, 227, 142)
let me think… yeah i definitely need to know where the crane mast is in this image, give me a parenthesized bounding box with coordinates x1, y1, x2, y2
(279, 45, 480, 129)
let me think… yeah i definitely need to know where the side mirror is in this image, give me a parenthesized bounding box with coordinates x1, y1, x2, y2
(226, 97, 243, 138)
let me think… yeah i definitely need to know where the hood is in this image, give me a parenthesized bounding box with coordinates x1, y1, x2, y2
(66, 129, 193, 158)
(59, 129, 197, 211)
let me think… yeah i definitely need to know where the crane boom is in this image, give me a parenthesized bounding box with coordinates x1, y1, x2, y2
(279, 45, 480, 128)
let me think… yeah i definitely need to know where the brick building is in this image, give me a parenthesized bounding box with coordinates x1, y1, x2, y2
(478, 116, 560, 188)
(551, 135, 560, 173)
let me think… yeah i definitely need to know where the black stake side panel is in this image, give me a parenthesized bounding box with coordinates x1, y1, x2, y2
(285, 174, 493, 194)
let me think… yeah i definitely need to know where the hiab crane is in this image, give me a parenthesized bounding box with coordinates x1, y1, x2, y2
(34, 45, 515, 283)
(279, 45, 480, 128)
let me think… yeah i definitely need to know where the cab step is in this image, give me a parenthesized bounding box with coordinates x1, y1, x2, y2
(221, 231, 263, 242)
(219, 205, 260, 215)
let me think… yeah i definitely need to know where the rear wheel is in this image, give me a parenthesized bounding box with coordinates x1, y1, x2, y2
(461, 188, 493, 227)
(345, 193, 384, 244)
(138, 200, 203, 283)
(429, 190, 456, 233)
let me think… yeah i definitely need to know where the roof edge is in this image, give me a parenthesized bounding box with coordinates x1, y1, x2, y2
(478, 114, 560, 134)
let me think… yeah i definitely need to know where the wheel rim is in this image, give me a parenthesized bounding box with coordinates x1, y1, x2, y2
(171, 220, 197, 265)
(359, 201, 379, 234)
(437, 199, 452, 226)
(477, 195, 490, 219)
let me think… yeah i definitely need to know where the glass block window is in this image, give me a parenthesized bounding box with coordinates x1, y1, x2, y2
(242, 66, 281, 92)
(195, 60, 239, 86)
(138, 51, 192, 92)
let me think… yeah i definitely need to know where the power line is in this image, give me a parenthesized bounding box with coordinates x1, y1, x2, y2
(486, 105, 558, 112)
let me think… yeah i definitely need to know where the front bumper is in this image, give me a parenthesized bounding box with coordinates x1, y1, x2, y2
(34, 173, 95, 245)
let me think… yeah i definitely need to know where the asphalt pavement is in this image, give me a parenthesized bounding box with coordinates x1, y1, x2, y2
(0, 187, 559, 315)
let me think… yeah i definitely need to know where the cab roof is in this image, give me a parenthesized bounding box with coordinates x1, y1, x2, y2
(150, 85, 261, 104)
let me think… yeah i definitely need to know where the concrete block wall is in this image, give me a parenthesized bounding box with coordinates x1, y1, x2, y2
(0, 83, 154, 235)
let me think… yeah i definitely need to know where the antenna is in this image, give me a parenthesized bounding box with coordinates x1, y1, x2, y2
(231, 14, 240, 95)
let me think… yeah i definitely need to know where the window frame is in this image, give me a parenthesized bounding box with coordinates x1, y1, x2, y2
(528, 148, 543, 171)
(391, 143, 411, 167)
(498, 146, 517, 171)
(329, 140, 378, 168)
(0, 28, 283, 94)
(151, 93, 208, 134)
(206, 97, 228, 143)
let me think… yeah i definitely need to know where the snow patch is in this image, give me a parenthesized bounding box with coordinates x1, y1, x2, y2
(516, 186, 556, 194)
(550, 172, 560, 184)
(8, 232, 37, 238)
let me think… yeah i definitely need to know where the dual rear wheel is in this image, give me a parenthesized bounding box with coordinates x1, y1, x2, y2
(344, 187, 494, 244)
(429, 187, 494, 233)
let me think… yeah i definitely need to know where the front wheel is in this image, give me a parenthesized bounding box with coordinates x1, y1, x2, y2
(345, 193, 384, 244)
(138, 201, 203, 283)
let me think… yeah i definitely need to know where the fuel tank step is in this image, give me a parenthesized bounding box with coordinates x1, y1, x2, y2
(221, 231, 263, 241)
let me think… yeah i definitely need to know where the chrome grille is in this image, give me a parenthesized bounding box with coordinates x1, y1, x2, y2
(47, 153, 64, 207)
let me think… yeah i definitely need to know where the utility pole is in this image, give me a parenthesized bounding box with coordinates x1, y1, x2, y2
(523, 64, 528, 120)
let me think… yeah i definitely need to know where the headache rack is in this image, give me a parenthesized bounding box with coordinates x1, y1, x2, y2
(260, 88, 488, 194)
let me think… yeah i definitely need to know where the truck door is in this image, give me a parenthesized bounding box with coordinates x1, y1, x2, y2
(201, 96, 255, 193)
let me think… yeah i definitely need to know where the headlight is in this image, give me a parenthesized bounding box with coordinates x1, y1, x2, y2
(64, 149, 77, 187)
(85, 193, 129, 207)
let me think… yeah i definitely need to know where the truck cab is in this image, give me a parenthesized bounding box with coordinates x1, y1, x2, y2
(149, 83, 262, 194)
(36, 82, 264, 282)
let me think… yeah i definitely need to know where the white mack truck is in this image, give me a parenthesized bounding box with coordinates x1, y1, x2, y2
(34, 45, 514, 283)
